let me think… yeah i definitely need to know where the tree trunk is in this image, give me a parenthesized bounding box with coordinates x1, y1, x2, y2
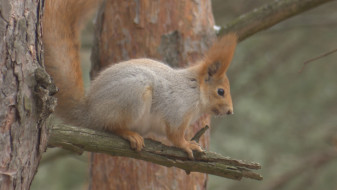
(89, 0, 215, 189)
(0, 0, 54, 189)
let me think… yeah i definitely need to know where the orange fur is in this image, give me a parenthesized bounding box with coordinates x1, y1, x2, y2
(43, 0, 101, 119)
(195, 34, 237, 116)
(43, 0, 237, 157)
(114, 129, 145, 151)
(199, 33, 237, 81)
(165, 112, 203, 159)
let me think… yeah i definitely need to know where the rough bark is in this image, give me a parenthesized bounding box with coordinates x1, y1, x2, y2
(219, 0, 335, 41)
(0, 0, 55, 189)
(48, 124, 263, 181)
(89, 0, 215, 189)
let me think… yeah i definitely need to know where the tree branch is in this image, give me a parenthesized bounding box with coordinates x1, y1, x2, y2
(299, 48, 337, 72)
(219, 0, 334, 41)
(48, 124, 262, 181)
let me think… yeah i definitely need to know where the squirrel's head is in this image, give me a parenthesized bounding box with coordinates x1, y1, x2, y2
(198, 34, 237, 116)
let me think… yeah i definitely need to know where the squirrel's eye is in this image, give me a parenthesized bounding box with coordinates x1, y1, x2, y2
(217, 88, 225, 96)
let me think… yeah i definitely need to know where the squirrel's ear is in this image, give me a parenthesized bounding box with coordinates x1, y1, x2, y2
(207, 61, 221, 77)
(200, 34, 237, 80)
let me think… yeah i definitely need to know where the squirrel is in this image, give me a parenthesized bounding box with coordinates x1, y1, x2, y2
(42, 0, 237, 159)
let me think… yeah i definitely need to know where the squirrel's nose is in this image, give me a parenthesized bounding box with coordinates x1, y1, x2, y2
(227, 110, 233, 115)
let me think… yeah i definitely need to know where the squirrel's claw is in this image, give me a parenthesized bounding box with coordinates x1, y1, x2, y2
(182, 140, 204, 159)
(128, 134, 145, 152)
(115, 129, 145, 152)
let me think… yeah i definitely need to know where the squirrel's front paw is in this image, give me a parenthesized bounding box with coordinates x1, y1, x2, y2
(181, 140, 203, 159)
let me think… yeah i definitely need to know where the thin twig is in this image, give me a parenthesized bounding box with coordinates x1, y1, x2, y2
(299, 48, 337, 73)
(191, 125, 210, 143)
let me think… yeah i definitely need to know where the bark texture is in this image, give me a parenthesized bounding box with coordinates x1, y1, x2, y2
(219, 0, 335, 41)
(90, 0, 216, 189)
(0, 0, 55, 189)
(48, 124, 263, 181)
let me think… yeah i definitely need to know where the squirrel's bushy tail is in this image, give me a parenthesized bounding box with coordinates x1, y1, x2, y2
(43, 0, 100, 123)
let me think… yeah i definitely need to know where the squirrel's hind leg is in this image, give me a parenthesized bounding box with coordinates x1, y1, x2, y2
(106, 85, 153, 151)
(113, 128, 145, 151)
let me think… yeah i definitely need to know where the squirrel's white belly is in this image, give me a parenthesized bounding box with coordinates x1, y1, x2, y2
(129, 112, 167, 138)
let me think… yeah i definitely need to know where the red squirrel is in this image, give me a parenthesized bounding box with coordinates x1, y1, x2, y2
(43, 0, 237, 159)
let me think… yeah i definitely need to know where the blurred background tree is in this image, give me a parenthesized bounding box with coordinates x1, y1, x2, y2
(31, 0, 337, 189)
(89, 0, 213, 189)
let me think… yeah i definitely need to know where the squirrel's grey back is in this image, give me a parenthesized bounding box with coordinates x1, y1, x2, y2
(82, 58, 202, 133)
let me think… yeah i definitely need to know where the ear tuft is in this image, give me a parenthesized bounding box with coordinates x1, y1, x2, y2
(199, 33, 237, 80)
(208, 61, 220, 77)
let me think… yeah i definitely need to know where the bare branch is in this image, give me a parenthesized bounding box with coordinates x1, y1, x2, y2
(299, 48, 337, 72)
(48, 124, 262, 181)
(219, 0, 334, 41)
(191, 125, 210, 143)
